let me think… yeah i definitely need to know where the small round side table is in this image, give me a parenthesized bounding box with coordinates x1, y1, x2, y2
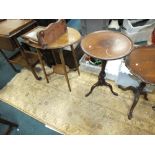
(118, 45, 155, 119)
(81, 30, 133, 97)
(23, 27, 81, 92)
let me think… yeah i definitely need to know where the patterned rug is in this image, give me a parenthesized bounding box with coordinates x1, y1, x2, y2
(0, 66, 155, 135)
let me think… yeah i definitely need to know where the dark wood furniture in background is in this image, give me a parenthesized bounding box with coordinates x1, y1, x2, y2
(22, 27, 81, 91)
(118, 45, 155, 119)
(0, 19, 42, 80)
(81, 30, 133, 97)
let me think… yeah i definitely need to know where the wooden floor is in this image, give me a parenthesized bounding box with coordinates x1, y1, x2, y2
(1, 65, 155, 134)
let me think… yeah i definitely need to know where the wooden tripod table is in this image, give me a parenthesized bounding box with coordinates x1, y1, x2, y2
(81, 30, 133, 97)
(118, 45, 155, 119)
(22, 27, 81, 91)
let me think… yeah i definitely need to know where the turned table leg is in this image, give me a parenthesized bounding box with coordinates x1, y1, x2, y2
(59, 48, 71, 92)
(118, 82, 147, 120)
(86, 60, 118, 97)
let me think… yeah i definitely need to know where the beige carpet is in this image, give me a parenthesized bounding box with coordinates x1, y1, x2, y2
(1, 66, 155, 135)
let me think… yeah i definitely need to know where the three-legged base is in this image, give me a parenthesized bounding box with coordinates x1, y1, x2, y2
(118, 82, 148, 120)
(85, 60, 118, 97)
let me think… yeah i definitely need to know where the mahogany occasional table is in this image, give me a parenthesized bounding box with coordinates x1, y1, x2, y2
(22, 27, 81, 91)
(81, 30, 133, 97)
(118, 45, 155, 119)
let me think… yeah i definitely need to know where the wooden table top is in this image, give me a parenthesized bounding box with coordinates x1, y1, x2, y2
(126, 45, 155, 84)
(23, 27, 81, 49)
(81, 30, 133, 60)
(0, 19, 35, 37)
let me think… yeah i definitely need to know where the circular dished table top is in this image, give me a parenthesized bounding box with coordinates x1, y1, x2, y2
(126, 45, 155, 84)
(81, 30, 133, 60)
